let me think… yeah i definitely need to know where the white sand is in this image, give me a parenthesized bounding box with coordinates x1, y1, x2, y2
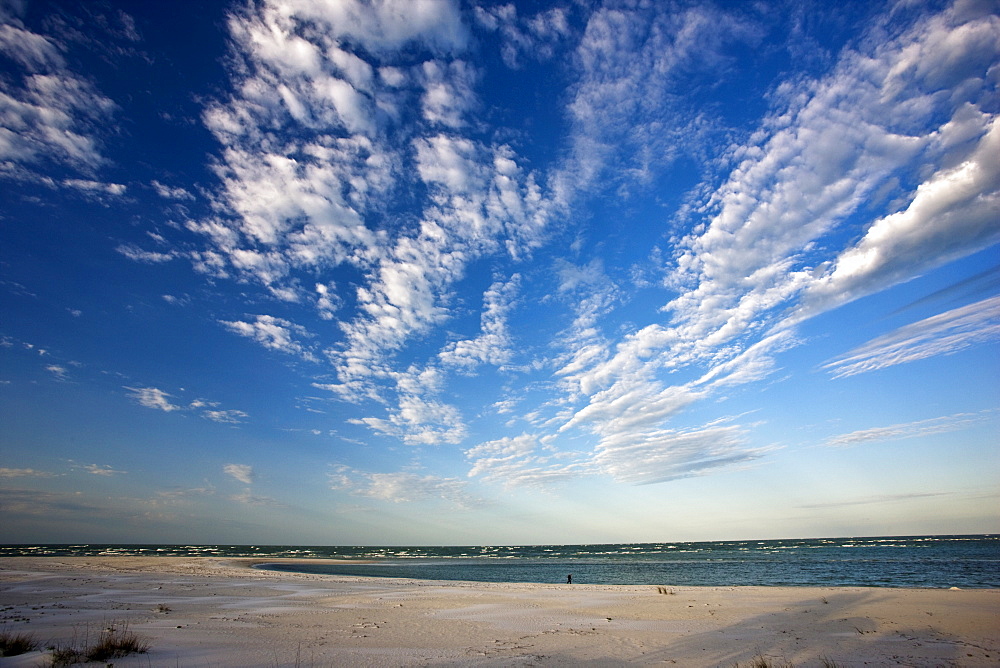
(1, 557, 997, 666)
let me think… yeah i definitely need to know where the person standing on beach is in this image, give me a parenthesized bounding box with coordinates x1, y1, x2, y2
(567, 574, 572, 584)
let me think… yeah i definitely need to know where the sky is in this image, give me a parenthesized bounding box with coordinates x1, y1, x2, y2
(1, 0, 998, 546)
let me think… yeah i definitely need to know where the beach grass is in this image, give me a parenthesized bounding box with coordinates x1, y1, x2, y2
(48, 621, 149, 666)
(0, 629, 39, 656)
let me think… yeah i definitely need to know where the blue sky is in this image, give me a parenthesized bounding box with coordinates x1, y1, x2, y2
(1, 0, 998, 545)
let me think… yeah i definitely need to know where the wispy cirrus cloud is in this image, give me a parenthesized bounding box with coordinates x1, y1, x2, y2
(80, 463, 126, 476)
(824, 411, 993, 448)
(0, 467, 56, 478)
(797, 492, 950, 509)
(822, 296, 1000, 378)
(535, 0, 1000, 488)
(229, 489, 279, 506)
(592, 424, 769, 485)
(116, 244, 174, 263)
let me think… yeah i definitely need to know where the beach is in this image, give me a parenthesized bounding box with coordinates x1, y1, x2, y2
(0, 557, 997, 667)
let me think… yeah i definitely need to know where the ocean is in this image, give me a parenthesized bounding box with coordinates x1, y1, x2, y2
(3, 535, 997, 588)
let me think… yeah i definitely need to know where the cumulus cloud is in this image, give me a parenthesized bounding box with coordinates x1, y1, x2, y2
(801, 113, 1000, 316)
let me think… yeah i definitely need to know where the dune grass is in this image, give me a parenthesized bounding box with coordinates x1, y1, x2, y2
(0, 629, 39, 656)
(48, 621, 149, 666)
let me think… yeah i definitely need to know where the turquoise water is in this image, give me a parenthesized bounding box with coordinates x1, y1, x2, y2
(3, 535, 997, 588)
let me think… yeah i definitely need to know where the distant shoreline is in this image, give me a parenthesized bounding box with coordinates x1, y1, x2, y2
(4, 535, 997, 588)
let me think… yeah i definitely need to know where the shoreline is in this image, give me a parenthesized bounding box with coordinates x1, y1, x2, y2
(1, 557, 997, 666)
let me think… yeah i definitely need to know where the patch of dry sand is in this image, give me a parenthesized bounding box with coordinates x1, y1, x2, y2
(1, 557, 996, 666)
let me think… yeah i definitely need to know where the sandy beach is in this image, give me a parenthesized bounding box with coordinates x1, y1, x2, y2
(0, 557, 997, 667)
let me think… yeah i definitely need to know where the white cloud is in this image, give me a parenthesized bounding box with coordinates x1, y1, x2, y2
(230, 490, 277, 505)
(439, 274, 519, 370)
(224, 463, 254, 484)
(123, 386, 251, 428)
(124, 386, 182, 412)
(116, 244, 174, 263)
(0, 15, 117, 178)
(151, 180, 194, 200)
(553, 4, 758, 205)
(419, 59, 477, 128)
(824, 412, 991, 448)
(82, 463, 125, 476)
(465, 433, 586, 488)
(0, 23, 64, 69)
(45, 364, 69, 380)
(314, 282, 340, 320)
(349, 371, 468, 446)
(203, 409, 249, 424)
(0, 467, 56, 478)
(822, 296, 1000, 378)
(62, 179, 126, 197)
(665, 2, 999, 355)
(219, 314, 317, 361)
(329, 466, 474, 506)
(474, 3, 571, 69)
(271, 0, 468, 55)
(547, 1, 1000, 486)
(170, 0, 999, 495)
(801, 113, 1000, 315)
(195, 0, 556, 424)
(593, 424, 767, 485)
